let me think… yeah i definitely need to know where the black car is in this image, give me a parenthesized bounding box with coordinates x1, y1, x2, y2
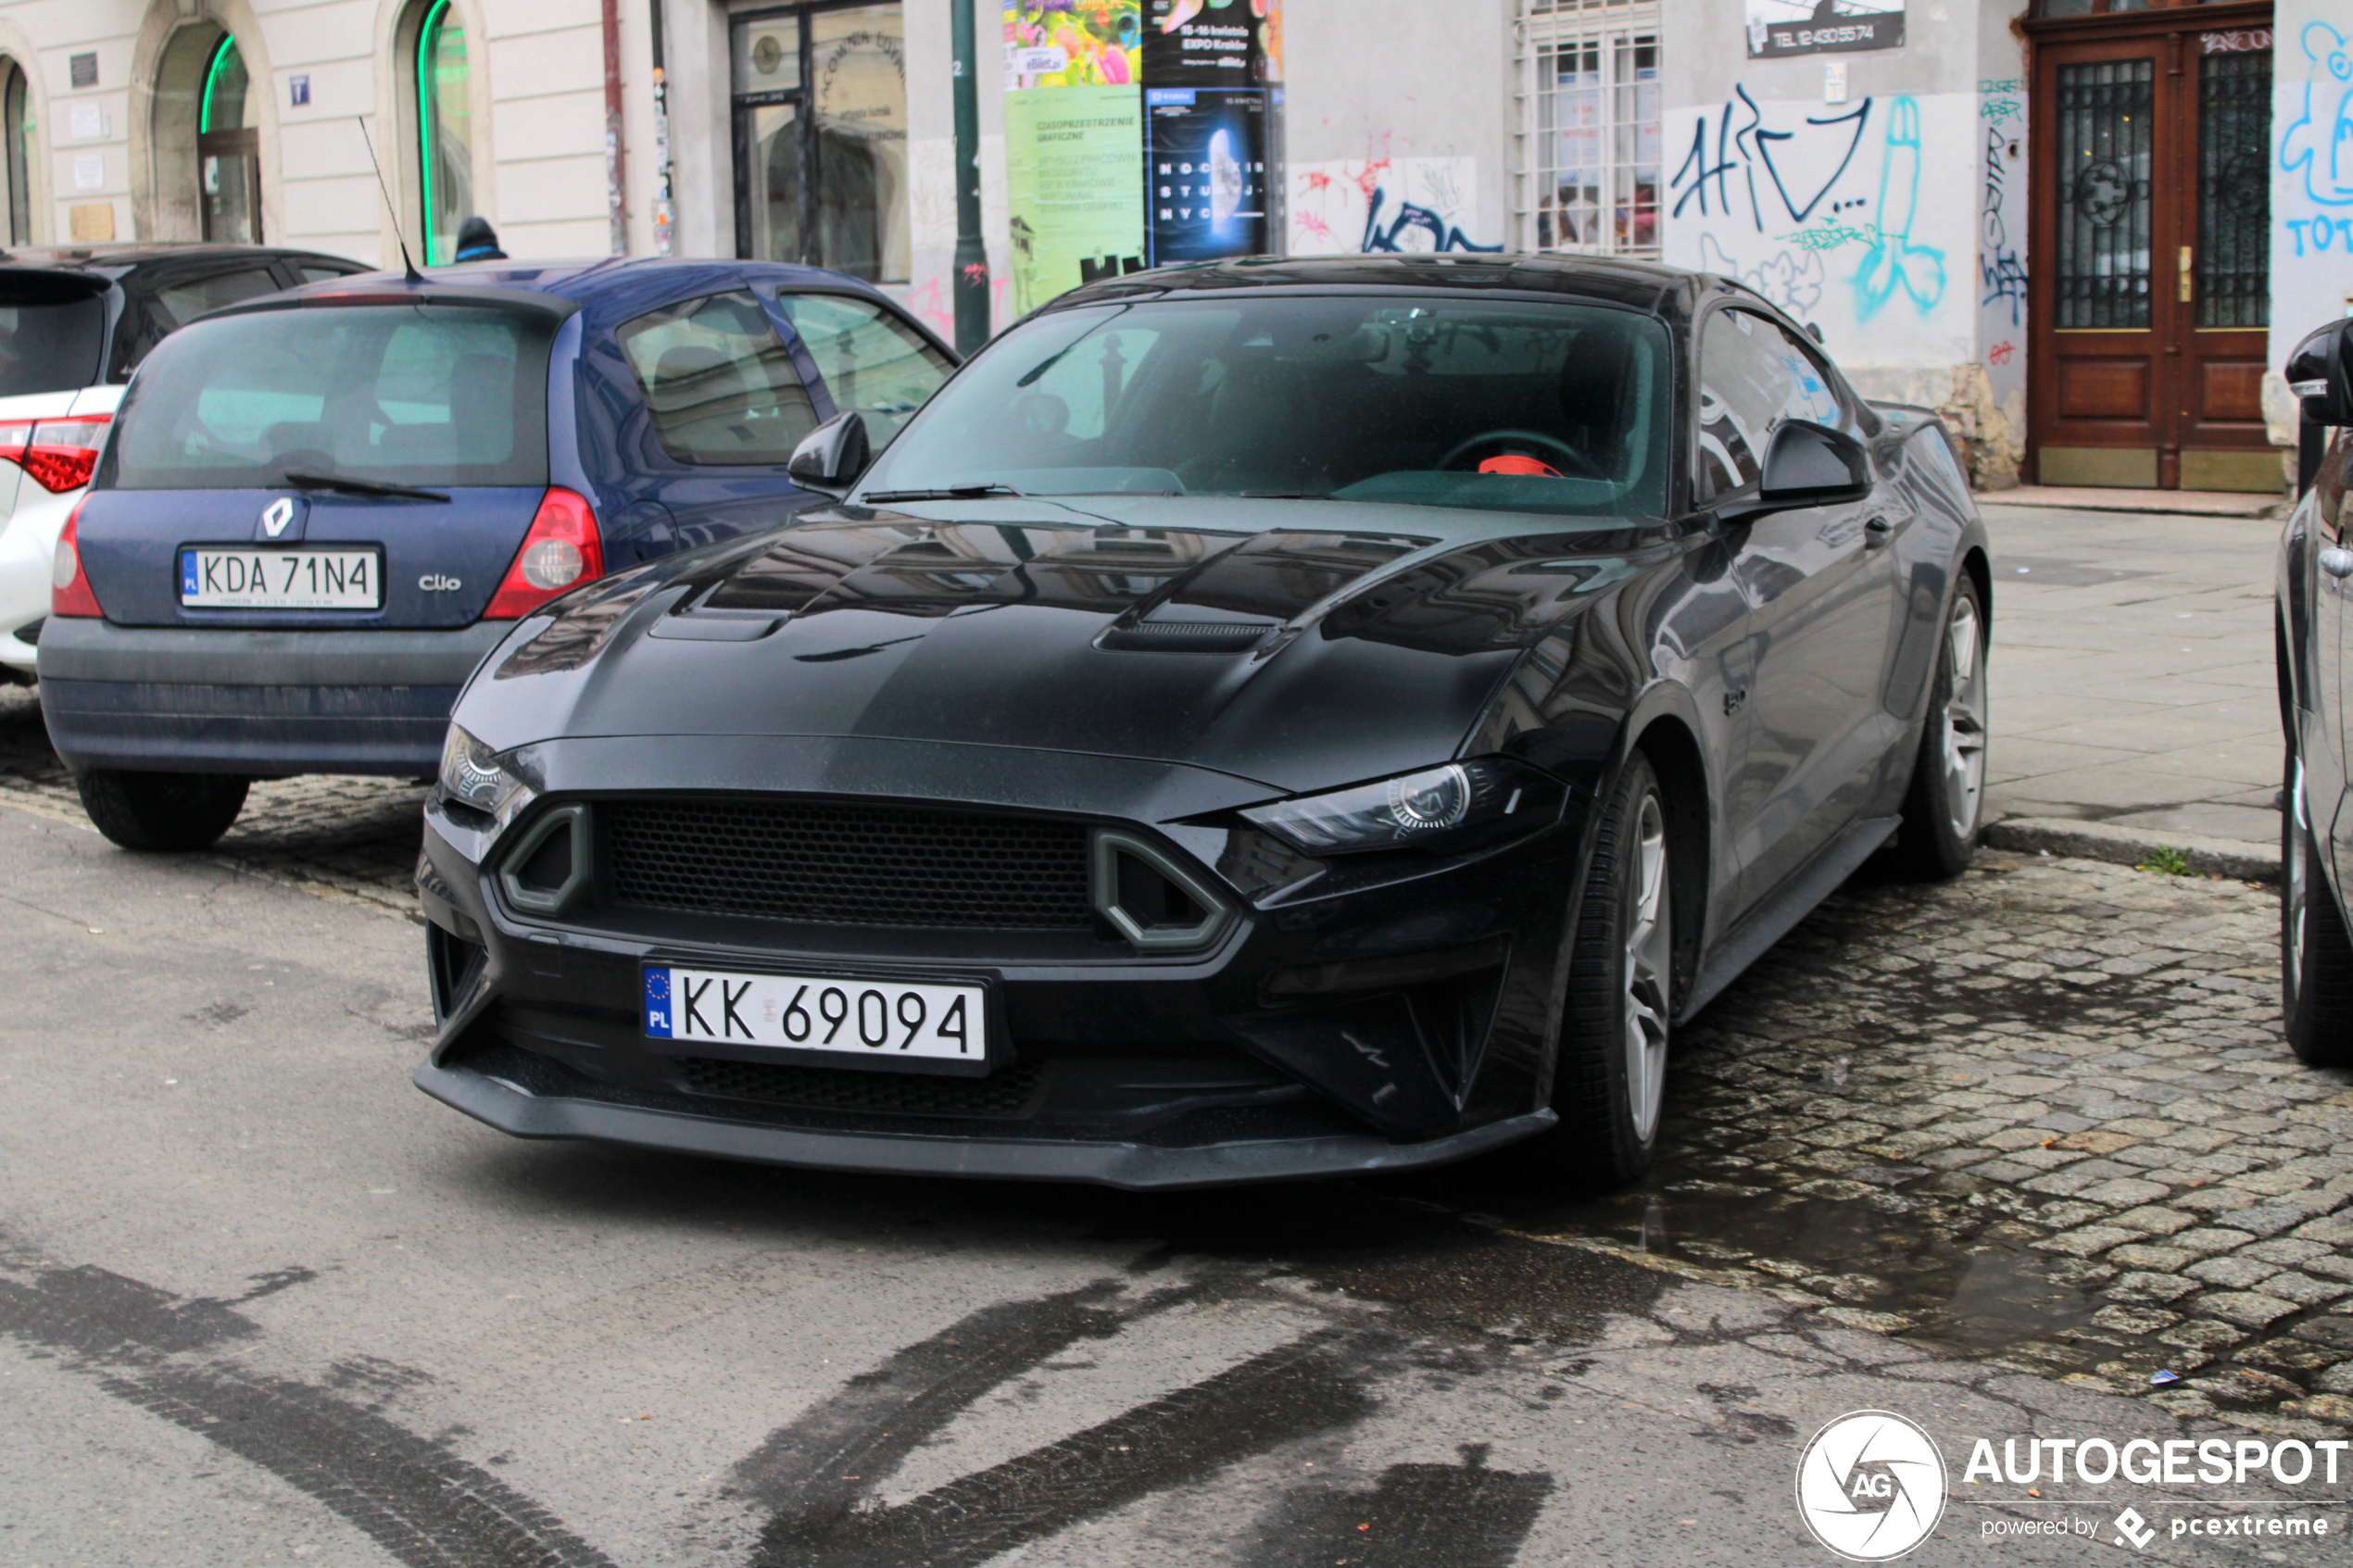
(2275, 320, 2353, 1069)
(413, 255, 1993, 1190)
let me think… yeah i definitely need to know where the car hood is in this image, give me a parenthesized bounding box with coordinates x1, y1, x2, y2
(452, 495, 1655, 796)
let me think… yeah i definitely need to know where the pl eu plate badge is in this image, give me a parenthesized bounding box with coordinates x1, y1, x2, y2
(645, 969, 673, 1038)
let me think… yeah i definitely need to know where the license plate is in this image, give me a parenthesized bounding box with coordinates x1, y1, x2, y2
(180, 548, 382, 609)
(642, 965, 987, 1063)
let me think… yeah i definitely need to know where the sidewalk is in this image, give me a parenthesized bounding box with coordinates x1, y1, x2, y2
(1983, 502, 2282, 869)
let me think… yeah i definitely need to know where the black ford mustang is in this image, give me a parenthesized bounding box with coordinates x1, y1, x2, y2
(413, 256, 1992, 1190)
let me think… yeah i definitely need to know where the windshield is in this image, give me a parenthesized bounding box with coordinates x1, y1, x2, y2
(0, 275, 107, 396)
(859, 295, 1672, 518)
(101, 304, 554, 491)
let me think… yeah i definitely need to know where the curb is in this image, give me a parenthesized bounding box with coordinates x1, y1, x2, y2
(1983, 816, 2280, 884)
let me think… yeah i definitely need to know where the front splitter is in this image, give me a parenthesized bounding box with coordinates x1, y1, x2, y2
(414, 1061, 1556, 1191)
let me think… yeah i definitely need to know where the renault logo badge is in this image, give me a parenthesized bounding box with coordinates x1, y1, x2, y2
(260, 497, 296, 537)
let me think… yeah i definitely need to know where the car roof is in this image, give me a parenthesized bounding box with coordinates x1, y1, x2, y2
(1046, 252, 1713, 319)
(269, 255, 901, 308)
(0, 243, 363, 277)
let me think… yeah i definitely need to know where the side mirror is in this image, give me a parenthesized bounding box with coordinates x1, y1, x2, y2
(2286, 320, 2353, 426)
(786, 410, 871, 492)
(1724, 420, 1871, 521)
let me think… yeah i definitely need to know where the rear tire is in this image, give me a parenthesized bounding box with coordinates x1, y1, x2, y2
(2283, 744, 2353, 1067)
(77, 770, 248, 851)
(1890, 575, 1988, 880)
(1541, 750, 1673, 1188)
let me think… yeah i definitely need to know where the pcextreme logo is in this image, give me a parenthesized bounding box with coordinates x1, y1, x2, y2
(1795, 1410, 1948, 1562)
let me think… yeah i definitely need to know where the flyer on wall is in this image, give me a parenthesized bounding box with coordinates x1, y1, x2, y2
(1144, 87, 1271, 267)
(1005, 86, 1146, 313)
(1744, 0, 1904, 58)
(1142, 0, 1282, 85)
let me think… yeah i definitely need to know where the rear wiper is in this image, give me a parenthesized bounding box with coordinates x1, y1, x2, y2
(861, 483, 1027, 504)
(278, 470, 450, 503)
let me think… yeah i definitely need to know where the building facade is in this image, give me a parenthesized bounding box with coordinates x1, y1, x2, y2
(0, 0, 2326, 491)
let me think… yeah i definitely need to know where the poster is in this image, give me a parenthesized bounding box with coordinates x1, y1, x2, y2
(1005, 86, 1147, 314)
(1142, 0, 1280, 86)
(1143, 87, 1271, 266)
(1003, 0, 1142, 89)
(1744, 0, 1904, 58)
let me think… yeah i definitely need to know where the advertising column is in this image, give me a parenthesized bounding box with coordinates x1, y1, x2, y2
(1001, 0, 1282, 313)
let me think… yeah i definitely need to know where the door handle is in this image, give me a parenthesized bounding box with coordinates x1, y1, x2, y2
(2322, 546, 2353, 580)
(1864, 515, 1894, 548)
(2179, 245, 2194, 305)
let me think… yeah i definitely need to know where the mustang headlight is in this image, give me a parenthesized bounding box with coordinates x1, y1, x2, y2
(436, 724, 536, 829)
(1241, 758, 1564, 854)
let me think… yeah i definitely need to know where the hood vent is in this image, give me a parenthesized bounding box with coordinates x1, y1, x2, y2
(1095, 620, 1275, 654)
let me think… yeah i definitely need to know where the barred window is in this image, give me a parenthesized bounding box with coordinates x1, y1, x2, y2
(1516, 0, 1662, 259)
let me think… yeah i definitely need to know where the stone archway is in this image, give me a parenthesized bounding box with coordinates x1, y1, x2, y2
(130, 0, 280, 244)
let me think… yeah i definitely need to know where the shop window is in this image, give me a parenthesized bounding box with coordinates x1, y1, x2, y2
(1517, 0, 1661, 259)
(732, 3, 909, 284)
(415, 0, 473, 265)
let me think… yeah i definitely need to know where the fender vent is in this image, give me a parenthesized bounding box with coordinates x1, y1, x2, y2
(1096, 621, 1275, 653)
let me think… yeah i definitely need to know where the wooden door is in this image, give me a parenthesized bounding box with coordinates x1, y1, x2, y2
(2028, 6, 2276, 491)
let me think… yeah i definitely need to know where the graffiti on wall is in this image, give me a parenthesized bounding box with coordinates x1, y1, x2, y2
(1666, 85, 1976, 353)
(1287, 157, 1501, 256)
(1979, 81, 2026, 329)
(2281, 22, 2353, 209)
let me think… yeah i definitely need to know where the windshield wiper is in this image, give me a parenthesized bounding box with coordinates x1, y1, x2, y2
(861, 483, 1027, 504)
(278, 470, 450, 503)
(1238, 490, 1331, 499)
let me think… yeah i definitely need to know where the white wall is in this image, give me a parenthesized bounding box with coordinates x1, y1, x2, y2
(2271, 0, 2353, 367)
(0, 0, 636, 266)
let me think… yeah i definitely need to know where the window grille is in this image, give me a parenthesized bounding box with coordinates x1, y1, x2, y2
(1516, 0, 1662, 259)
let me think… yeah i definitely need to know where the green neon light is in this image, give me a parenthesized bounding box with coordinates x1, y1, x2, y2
(198, 34, 235, 137)
(417, 0, 450, 264)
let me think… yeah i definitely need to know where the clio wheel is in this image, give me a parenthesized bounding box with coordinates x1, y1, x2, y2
(1545, 749, 1673, 1187)
(77, 769, 249, 852)
(2282, 743, 2353, 1067)
(1890, 575, 1988, 880)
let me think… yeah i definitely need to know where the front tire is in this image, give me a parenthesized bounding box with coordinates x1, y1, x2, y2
(1544, 750, 1674, 1187)
(77, 770, 248, 851)
(1890, 574, 1988, 880)
(2282, 745, 2353, 1067)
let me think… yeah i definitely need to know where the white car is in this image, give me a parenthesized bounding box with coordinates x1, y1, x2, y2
(0, 245, 368, 682)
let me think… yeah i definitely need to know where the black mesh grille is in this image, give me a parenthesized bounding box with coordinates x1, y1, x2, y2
(605, 799, 1095, 929)
(677, 1057, 1043, 1117)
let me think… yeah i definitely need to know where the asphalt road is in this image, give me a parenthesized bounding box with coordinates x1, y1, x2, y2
(4, 801, 2341, 1566)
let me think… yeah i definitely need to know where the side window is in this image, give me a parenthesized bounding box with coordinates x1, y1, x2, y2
(772, 293, 952, 445)
(1696, 309, 1845, 500)
(616, 289, 818, 466)
(153, 268, 282, 329)
(297, 264, 363, 285)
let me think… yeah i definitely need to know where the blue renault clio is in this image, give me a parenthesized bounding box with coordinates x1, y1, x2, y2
(38, 257, 953, 848)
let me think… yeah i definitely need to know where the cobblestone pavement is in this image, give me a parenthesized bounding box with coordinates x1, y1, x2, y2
(0, 684, 424, 917)
(6, 684, 2349, 1431)
(1455, 851, 2353, 1436)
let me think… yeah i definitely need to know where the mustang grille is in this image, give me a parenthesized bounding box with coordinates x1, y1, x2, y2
(678, 1058, 1043, 1117)
(604, 798, 1095, 929)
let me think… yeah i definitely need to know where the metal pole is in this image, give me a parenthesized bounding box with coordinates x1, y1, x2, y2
(649, 0, 673, 256)
(950, 0, 989, 355)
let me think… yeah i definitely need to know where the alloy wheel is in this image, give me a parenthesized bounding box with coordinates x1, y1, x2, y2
(1623, 792, 1672, 1143)
(1942, 595, 1989, 840)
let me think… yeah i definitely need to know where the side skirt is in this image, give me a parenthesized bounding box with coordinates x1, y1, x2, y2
(1676, 814, 1900, 1024)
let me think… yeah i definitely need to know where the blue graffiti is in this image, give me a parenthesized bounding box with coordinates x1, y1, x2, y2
(2281, 21, 2353, 207)
(1981, 121, 2025, 327)
(1852, 96, 1946, 320)
(1754, 101, 1873, 227)
(1671, 87, 1872, 233)
(1358, 188, 1504, 254)
(2287, 216, 2353, 255)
